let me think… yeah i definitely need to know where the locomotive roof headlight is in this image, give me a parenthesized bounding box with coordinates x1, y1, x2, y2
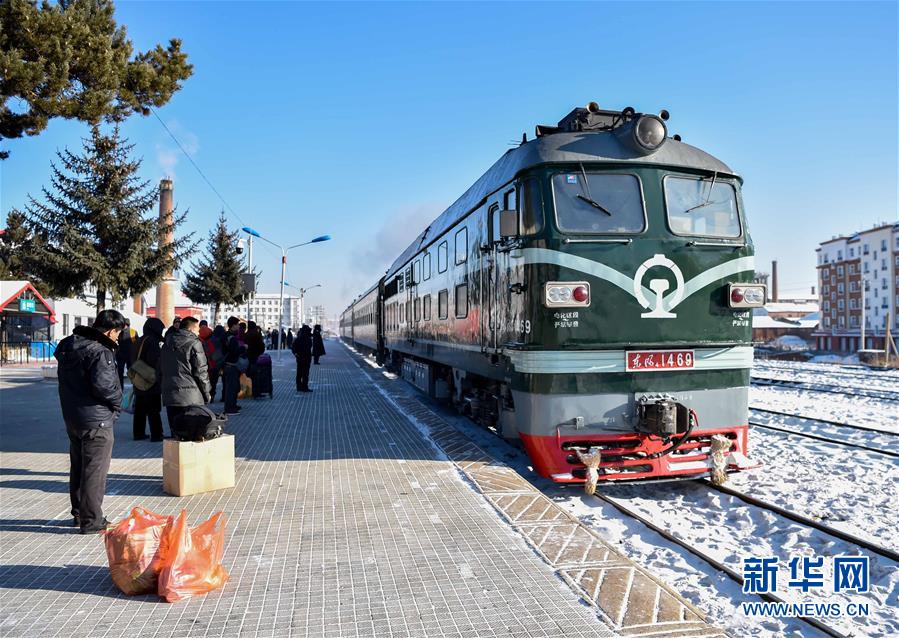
(728, 283, 766, 309)
(545, 282, 591, 308)
(634, 115, 667, 151)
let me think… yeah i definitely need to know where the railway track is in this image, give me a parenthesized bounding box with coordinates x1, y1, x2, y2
(749, 407, 896, 436)
(750, 421, 899, 458)
(593, 491, 856, 638)
(754, 363, 899, 383)
(751, 376, 899, 402)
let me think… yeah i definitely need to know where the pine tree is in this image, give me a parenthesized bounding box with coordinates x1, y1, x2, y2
(0, 0, 193, 159)
(21, 124, 193, 309)
(182, 213, 247, 325)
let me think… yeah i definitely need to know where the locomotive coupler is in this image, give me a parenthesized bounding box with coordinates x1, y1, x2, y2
(635, 394, 689, 437)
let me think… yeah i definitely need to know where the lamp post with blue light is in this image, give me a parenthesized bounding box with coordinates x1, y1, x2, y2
(241, 227, 331, 357)
(282, 282, 322, 326)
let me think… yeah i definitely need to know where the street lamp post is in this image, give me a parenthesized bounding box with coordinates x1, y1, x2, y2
(241, 227, 331, 358)
(281, 282, 321, 328)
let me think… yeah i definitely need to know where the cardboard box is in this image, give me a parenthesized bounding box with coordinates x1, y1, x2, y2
(163, 434, 235, 497)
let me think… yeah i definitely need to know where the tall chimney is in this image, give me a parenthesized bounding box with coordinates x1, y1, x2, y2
(771, 260, 778, 302)
(132, 294, 142, 315)
(157, 179, 176, 327)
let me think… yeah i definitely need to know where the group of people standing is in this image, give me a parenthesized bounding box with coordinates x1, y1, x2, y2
(56, 308, 328, 534)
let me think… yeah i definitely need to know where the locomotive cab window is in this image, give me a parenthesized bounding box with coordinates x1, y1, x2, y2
(552, 172, 645, 233)
(664, 175, 741, 238)
(519, 177, 544, 235)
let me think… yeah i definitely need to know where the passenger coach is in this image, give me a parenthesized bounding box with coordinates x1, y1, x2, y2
(341, 103, 763, 485)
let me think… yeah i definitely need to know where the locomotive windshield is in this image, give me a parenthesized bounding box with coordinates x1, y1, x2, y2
(664, 175, 741, 238)
(552, 172, 645, 233)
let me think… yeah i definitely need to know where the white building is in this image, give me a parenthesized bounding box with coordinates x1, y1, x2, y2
(50, 286, 147, 341)
(218, 293, 302, 331)
(814, 222, 899, 352)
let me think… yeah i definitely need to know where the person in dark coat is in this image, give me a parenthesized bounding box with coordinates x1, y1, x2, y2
(132, 317, 165, 441)
(292, 324, 313, 392)
(54, 309, 125, 534)
(270, 328, 279, 350)
(205, 325, 228, 401)
(280, 328, 287, 350)
(312, 324, 326, 364)
(221, 316, 243, 415)
(245, 321, 266, 398)
(286, 329, 294, 349)
(163, 316, 181, 341)
(116, 318, 134, 385)
(159, 316, 211, 431)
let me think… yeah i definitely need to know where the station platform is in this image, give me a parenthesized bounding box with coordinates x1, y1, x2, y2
(0, 341, 725, 638)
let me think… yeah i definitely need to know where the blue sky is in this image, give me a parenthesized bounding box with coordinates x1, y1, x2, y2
(2, 1, 896, 318)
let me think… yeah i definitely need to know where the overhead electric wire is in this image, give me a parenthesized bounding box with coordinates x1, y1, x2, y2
(149, 107, 247, 228)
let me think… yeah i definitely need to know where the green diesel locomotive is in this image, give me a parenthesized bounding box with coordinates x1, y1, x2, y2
(341, 103, 764, 484)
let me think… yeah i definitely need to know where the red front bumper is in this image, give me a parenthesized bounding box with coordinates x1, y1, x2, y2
(520, 425, 752, 482)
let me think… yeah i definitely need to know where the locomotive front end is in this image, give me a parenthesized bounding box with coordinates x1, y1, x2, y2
(508, 105, 762, 483)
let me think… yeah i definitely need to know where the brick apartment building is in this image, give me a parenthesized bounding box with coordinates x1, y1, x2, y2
(813, 222, 899, 352)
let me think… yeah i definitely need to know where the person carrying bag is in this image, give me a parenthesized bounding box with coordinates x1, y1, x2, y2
(131, 318, 165, 441)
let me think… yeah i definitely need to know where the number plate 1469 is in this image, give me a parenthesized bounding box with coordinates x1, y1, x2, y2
(626, 350, 694, 372)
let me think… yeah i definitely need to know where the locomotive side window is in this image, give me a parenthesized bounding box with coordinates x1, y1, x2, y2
(423, 253, 431, 280)
(489, 204, 501, 243)
(423, 294, 431, 321)
(455, 228, 468, 265)
(519, 177, 544, 235)
(664, 176, 741, 238)
(455, 284, 468, 318)
(438, 241, 448, 273)
(552, 172, 645, 233)
(438, 290, 448, 319)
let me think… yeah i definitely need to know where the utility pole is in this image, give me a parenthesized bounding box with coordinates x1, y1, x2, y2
(278, 253, 286, 358)
(860, 279, 866, 351)
(246, 235, 253, 322)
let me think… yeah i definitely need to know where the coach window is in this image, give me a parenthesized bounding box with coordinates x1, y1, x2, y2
(406, 300, 412, 324)
(438, 290, 448, 319)
(423, 253, 431, 280)
(423, 294, 431, 321)
(400, 302, 405, 324)
(455, 227, 468, 265)
(405, 267, 412, 289)
(398, 274, 404, 294)
(455, 284, 468, 318)
(413, 259, 421, 284)
(519, 177, 543, 235)
(438, 241, 448, 273)
(414, 297, 420, 322)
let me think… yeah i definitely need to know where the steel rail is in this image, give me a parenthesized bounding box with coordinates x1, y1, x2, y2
(751, 377, 899, 402)
(704, 481, 899, 563)
(749, 407, 896, 436)
(594, 492, 851, 638)
(750, 421, 899, 459)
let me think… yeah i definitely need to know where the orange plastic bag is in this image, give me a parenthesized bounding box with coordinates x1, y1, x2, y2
(237, 373, 252, 399)
(103, 507, 173, 595)
(157, 510, 229, 602)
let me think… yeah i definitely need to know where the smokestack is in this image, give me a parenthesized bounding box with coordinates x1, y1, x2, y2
(132, 294, 142, 315)
(771, 260, 778, 302)
(157, 179, 176, 327)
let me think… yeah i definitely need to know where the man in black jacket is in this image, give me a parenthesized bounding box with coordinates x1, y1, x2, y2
(55, 309, 125, 534)
(292, 324, 313, 392)
(159, 316, 211, 431)
(221, 316, 243, 415)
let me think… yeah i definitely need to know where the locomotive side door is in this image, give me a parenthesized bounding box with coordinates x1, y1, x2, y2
(486, 200, 506, 353)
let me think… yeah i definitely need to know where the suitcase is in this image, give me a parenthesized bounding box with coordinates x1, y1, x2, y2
(254, 360, 274, 398)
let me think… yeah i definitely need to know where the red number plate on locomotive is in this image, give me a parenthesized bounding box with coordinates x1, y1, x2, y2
(626, 350, 695, 372)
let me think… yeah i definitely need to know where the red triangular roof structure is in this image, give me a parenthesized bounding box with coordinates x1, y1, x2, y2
(0, 280, 57, 323)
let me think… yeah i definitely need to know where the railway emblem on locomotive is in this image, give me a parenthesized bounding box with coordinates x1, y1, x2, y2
(633, 254, 685, 319)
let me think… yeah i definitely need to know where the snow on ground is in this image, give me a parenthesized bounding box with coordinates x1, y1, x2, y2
(728, 427, 898, 549)
(750, 385, 897, 433)
(755, 360, 899, 391)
